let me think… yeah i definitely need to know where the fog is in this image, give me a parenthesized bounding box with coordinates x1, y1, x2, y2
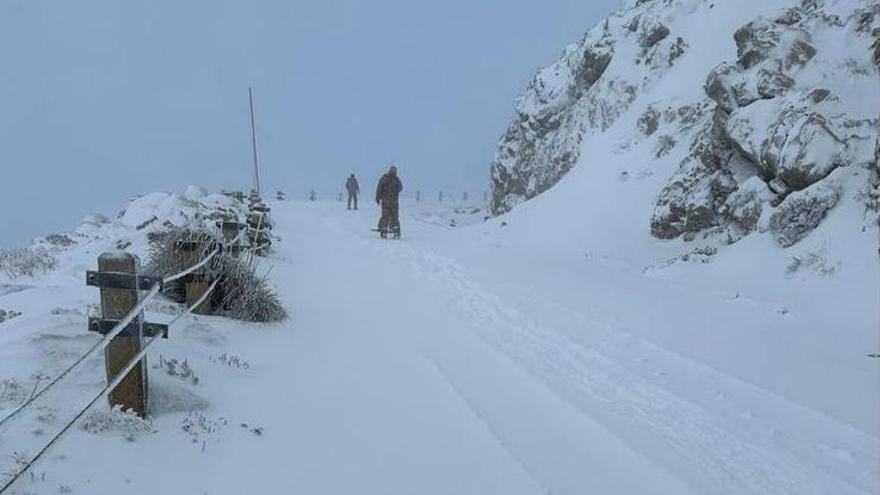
(0, 0, 620, 246)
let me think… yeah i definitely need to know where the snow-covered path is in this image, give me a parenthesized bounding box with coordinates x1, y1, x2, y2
(258, 200, 875, 495)
(255, 201, 696, 494)
(1, 199, 876, 494)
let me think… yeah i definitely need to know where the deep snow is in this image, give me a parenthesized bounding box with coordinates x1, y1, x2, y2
(0, 195, 876, 494)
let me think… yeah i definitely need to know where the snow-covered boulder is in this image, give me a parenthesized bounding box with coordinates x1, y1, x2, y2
(769, 178, 840, 246)
(118, 193, 195, 229)
(724, 97, 874, 191)
(74, 213, 111, 237)
(652, 0, 879, 245)
(116, 190, 248, 234)
(184, 185, 208, 202)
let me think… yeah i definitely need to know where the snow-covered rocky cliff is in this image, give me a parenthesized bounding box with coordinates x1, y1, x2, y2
(491, 0, 879, 249)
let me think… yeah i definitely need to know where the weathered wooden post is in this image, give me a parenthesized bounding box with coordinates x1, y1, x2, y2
(88, 253, 151, 416)
(416, 190, 420, 202)
(218, 218, 244, 258)
(178, 241, 211, 315)
(438, 191, 443, 202)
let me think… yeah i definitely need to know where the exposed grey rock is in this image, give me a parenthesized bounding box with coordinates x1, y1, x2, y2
(705, 62, 760, 113)
(668, 37, 688, 65)
(651, 109, 738, 239)
(756, 69, 795, 99)
(676, 103, 705, 127)
(572, 48, 613, 96)
(720, 177, 772, 239)
(655, 135, 677, 158)
(640, 20, 670, 49)
(734, 19, 781, 69)
(873, 27, 880, 70)
(807, 88, 831, 103)
(785, 40, 817, 69)
(638, 107, 661, 136)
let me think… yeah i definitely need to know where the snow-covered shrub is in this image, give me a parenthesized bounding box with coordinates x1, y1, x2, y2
(181, 411, 227, 448)
(214, 253, 287, 323)
(42, 233, 75, 247)
(146, 227, 218, 304)
(146, 226, 286, 322)
(0, 247, 57, 279)
(81, 406, 153, 441)
(153, 355, 199, 384)
(786, 250, 839, 277)
(210, 353, 250, 370)
(146, 228, 216, 283)
(0, 379, 28, 407)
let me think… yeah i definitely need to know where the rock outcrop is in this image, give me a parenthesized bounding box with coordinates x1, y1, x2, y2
(490, 2, 688, 214)
(648, 0, 878, 245)
(491, 0, 878, 248)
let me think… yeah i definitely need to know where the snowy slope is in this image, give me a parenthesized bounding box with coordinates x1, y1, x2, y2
(483, 0, 879, 435)
(0, 193, 877, 494)
(0, 0, 878, 493)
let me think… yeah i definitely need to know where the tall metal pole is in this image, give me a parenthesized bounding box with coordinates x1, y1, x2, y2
(249, 87, 262, 197)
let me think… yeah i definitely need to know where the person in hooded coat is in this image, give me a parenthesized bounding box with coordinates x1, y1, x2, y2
(375, 165, 403, 238)
(345, 173, 360, 210)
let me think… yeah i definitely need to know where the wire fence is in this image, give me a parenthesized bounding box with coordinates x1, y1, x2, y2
(0, 193, 273, 495)
(0, 278, 221, 493)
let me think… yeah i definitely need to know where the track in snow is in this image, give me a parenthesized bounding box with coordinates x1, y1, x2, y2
(274, 200, 877, 495)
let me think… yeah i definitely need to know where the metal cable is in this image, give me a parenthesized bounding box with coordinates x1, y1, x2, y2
(230, 226, 247, 246)
(0, 284, 161, 429)
(167, 277, 221, 327)
(0, 245, 218, 429)
(162, 248, 219, 284)
(0, 278, 221, 494)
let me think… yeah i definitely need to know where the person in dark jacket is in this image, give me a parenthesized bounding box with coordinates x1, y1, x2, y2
(345, 173, 360, 210)
(375, 165, 403, 238)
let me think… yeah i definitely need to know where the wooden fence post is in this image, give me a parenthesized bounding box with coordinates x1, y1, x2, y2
(438, 191, 443, 202)
(178, 241, 211, 315)
(96, 252, 149, 416)
(416, 190, 420, 202)
(219, 219, 243, 258)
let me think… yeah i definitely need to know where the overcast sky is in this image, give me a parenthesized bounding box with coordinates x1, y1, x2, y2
(0, 0, 621, 246)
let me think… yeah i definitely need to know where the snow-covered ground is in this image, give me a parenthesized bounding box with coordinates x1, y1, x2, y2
(0, 194, 876, 494)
